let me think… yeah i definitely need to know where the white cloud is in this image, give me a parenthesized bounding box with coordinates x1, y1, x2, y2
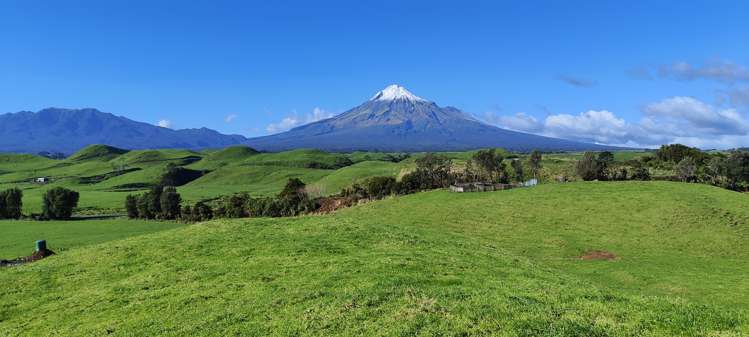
(157, 119, 172, 128)
(224, 114, 238, 123)
(643, 96, 748, 135)
(543, 110, 632, 145)
(266, 107, 334, 134)
(486, 112, 541, 132)
(485, 96, 749, 149)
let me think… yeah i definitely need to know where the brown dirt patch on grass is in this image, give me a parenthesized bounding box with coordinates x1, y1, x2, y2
(580, 250, 617, 260)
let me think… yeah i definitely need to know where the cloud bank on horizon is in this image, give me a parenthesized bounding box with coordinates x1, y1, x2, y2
(485, 59, 749, 149)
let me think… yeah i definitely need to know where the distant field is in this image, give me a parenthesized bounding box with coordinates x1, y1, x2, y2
(0, 218, 185, 259)
(0, 146, 407, 214)
(1, 182, 747, 335)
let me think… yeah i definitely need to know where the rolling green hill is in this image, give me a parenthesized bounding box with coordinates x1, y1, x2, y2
(0, 146, 409, 214)
(1, 182, 747, 336)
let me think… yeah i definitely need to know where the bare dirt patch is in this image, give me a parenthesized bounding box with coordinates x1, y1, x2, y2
(316, 197, 354, 214)
(580, 250, 617, 261)
(0, 249, 55, 267)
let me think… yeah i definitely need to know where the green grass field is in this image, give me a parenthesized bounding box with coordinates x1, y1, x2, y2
(1, 181, 747, 336)
(0, 219, 185, 259)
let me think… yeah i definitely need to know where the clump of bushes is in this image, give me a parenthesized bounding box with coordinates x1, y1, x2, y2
(210, 178, 318, 219)
(576, 151, 650, 182)
(126, 185, 182, 220)
(0, 188, 23, 219)
(42, 187, 79, 220)
(180, 201, 213, 222)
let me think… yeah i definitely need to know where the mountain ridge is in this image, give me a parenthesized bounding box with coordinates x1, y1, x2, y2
(0, 107, 247, 154)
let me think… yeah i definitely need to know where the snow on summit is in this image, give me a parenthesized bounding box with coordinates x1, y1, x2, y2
(370, 84, 426, 102)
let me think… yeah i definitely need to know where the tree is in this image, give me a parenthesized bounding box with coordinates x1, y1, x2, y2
(656, 144, 707, 164)
(576, 152, 600, 181)
(511, 159, 524, 182)
(159, 186, 182, 219)
(472, 149, 504, 181)
(0, 191, 5, 219)
(725, 151, 749, 190)
(277, 178, 314, 216)
(630, 161, 651, 181)
(462, 159, 477, 182)
(125, 194, 139, 219)
(3, 188, 23, 219)
(146, 185, 164, 217)
(224, 194, 249, 218)
(414, 153, 452, 188)
(706, 156, 727, 186)
(528, 150, 542, 179)
(193, 201, 213, 221)
(181, 205, 194, 222)
(597, 151, 615, 179)
(364, 176, 396, 199)
(136, 192, 153, 219)
(42, 187, 80, 220)
(279, 178, 306, 200)
(676, 157, 697, 182)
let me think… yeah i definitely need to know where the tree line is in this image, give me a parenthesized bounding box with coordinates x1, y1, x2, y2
(150, 149, 545, 223)
(575, 144, 749, 191)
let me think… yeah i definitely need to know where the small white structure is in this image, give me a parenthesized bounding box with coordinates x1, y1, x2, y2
(35, 177, 49, 184)
(522, 178, 538, 187)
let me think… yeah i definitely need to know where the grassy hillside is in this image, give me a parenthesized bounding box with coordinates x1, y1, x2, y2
(1, 182, 746, 336)
(0, 147, 407, 214)
(309, 161, 406, 195)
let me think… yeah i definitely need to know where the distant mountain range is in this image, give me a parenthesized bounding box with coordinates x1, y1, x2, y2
(0, 108, 246, 154)
(247, 85, 618, 152)
(1, 86, 621, 155)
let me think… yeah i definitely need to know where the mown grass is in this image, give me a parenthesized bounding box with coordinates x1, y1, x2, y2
(0, 218, 184, 259)
(0, 182, 746, 336)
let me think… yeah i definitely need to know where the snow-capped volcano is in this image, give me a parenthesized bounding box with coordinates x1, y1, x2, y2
(370, 84, 427, 102)
(246, 85, 617, 152)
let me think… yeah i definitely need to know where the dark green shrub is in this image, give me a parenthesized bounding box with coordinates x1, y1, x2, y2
(125, 194, 139, 219)
(181, 205, 194, 222)
(193, 201, 213, 221)
(631, 166, 651, 180)
(656, 144, 708, 164)
(42, 187, 80, 220)
(576, 152, 600, 181)
(364, 176, 396, 199)
(159, 186, 182, 219)
(136, 193, 154, 219)
(3, 188, 23, 219)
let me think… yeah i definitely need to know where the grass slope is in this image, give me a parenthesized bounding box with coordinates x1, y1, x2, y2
(1, 182, 747, 336)
(309, 161, 406, 195)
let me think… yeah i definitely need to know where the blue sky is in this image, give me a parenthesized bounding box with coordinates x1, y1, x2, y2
(1, 1, 748, 148)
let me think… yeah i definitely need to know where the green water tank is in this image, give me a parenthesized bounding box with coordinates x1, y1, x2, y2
(36, 240, 47, 252)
